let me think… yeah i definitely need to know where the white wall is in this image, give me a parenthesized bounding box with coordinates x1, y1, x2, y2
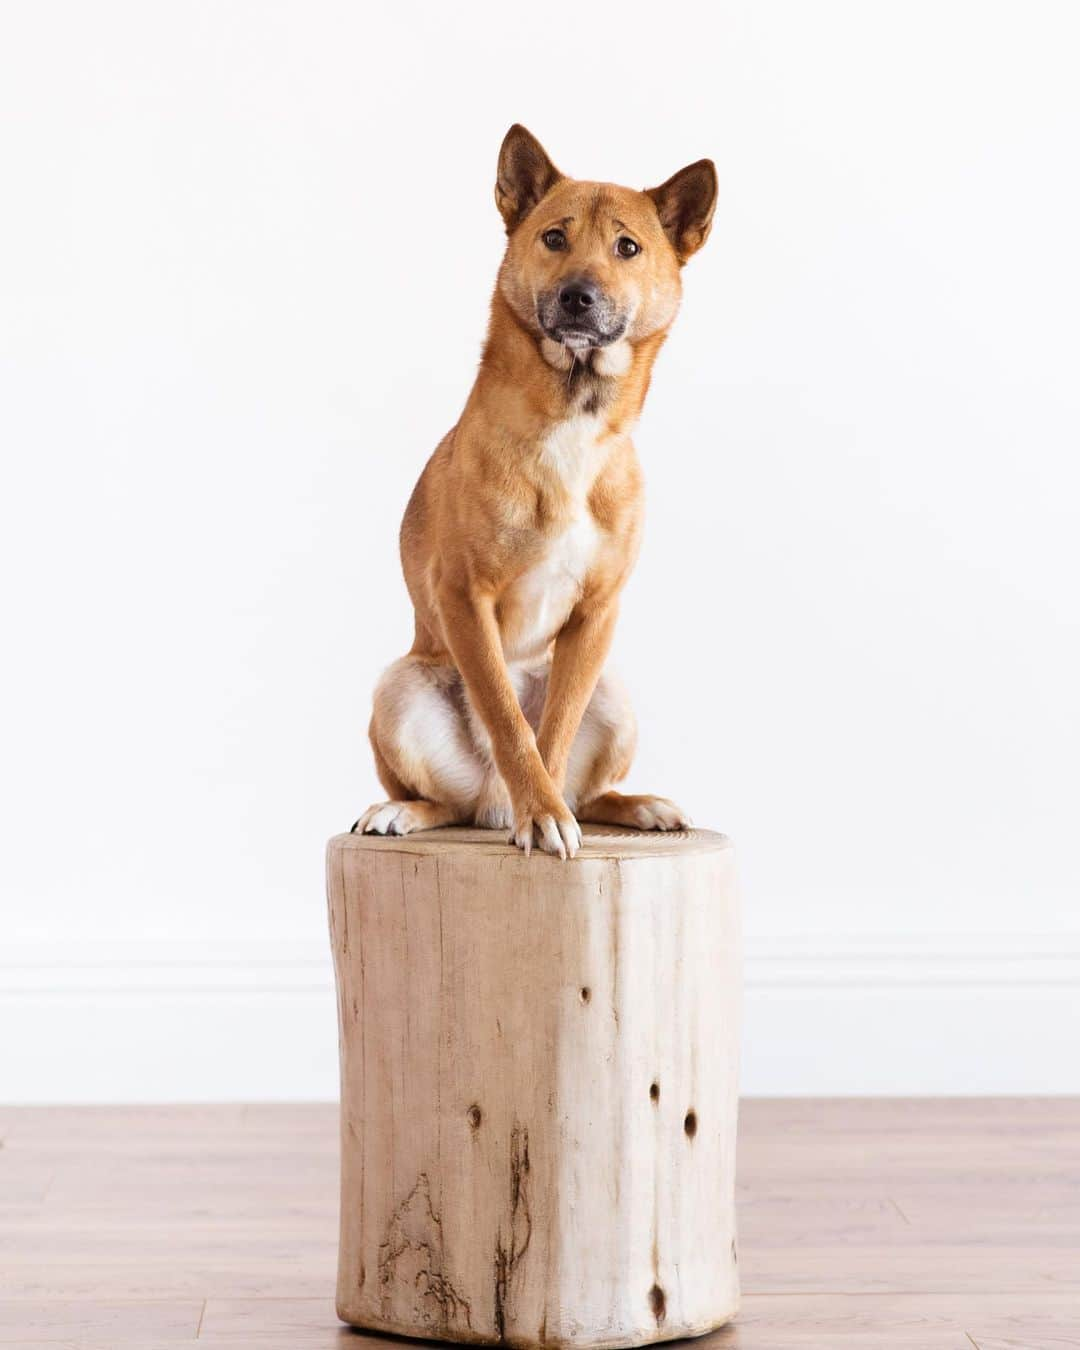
(2, 1, 1078, 1100)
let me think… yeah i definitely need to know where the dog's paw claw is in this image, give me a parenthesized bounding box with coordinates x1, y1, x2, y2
(511, 807, 581, 859)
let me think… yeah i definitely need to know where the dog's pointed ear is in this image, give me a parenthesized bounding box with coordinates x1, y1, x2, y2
(496, 125, 563, 233)
(645, 159, 718, 263)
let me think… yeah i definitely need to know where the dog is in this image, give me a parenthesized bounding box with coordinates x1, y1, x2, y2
(354, 125, 717, 858)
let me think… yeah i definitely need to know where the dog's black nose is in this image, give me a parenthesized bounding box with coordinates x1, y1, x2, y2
(559, 280, 599, 319)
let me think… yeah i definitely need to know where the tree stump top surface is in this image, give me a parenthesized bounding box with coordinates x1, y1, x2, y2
(330, 824, 730, 861)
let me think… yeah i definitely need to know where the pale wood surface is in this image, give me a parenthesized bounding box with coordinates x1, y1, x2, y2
(330, 826, 731, 859)
(327, 826, 741, 1348)
(2, 1099, 1079, 1346)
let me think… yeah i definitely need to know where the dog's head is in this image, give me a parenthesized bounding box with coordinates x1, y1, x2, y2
(495, 124, 716, 355)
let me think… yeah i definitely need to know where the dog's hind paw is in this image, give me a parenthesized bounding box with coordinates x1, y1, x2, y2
(352, 801, 444, 836)
(628, 796, 692, 830)
(577, 791, 692, 831)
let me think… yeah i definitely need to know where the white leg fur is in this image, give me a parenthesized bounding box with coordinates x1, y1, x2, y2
(371, 657, 486, 809)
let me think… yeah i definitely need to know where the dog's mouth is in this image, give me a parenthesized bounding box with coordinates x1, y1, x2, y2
(540, 321, 626, 352)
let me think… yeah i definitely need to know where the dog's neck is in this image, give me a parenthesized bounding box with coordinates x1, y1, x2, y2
(477, 289, 667, 434)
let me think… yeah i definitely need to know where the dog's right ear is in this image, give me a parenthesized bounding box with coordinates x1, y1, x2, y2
(496, 125, 563, 233)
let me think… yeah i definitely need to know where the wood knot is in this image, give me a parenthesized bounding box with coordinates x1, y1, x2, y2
(579, 986, 591, 1004)
(649, 1081, 660, 1103)
(648, 1284, 666, 1323)
(684, 1108, 698, 1139)
(467, 1104, 483, 1130)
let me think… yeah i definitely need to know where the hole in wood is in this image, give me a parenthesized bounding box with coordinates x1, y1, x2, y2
(579, 986, 591, 1004)
(684, 1108, 698, 1138)
(648, 1283, 666, 1323)
(649, 1081, 660, 1103)
(467, 1104, 482, 1130)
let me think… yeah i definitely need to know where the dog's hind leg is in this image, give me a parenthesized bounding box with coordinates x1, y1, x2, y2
(576, 791, 692, 831)
(567, 670, 692, 831)
(354, 655, 485, 836)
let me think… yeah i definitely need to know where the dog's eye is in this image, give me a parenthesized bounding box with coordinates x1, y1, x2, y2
(615, 236, 640, 259)
(542, 228, 567, 251)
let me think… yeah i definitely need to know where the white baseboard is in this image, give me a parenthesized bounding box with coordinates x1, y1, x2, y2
(2, 936, 1078, 1102)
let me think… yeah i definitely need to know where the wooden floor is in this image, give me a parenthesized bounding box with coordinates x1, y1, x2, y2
(1, 1100, 1077, 1349)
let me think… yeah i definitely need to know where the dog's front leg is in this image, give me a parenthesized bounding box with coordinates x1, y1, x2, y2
(536, 600, 619, 793)
(438, 582, 582, 859)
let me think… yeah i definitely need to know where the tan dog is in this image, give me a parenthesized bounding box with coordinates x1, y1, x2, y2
(354, 125, 717, 858)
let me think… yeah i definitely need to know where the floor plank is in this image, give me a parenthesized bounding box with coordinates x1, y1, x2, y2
(740, 1244, 1080, 1294)
(707, 1294, 1080, 1350)
(199, 1297, 347, 1342)
(0, 1299, 201, 1344)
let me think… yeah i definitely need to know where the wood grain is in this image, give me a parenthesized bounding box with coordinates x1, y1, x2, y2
(706, 1293, 1080, 1349)
(0, 1299, 201, 1342)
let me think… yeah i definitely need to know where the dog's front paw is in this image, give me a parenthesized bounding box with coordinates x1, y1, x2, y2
(509, 787, 582, 859)
(628, 796, 693, 831)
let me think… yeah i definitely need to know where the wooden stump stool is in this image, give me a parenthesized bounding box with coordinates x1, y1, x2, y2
(326, 826, 741, 1348)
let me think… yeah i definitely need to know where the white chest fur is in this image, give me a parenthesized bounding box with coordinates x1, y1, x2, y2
(539, 411, 606, 492)
(503, 415, 605, 664)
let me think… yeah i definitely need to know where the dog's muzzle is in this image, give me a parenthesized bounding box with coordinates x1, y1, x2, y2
(538, 278, 626, 350)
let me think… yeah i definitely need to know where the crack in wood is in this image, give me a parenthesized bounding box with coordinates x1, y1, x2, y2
(493, 1122, 532, 1340)
(378, 1171, 473, 1332)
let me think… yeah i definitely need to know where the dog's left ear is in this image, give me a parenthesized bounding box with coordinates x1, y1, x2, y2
(645, 159, 718, 263)
(496, 125, 563, 233)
